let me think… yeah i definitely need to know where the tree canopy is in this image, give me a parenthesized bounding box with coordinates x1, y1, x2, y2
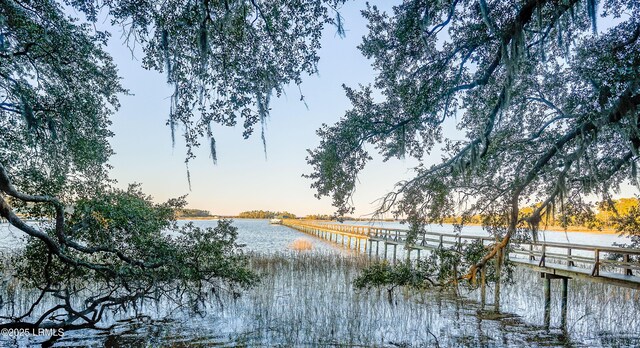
(306, 0, 640, 276)
(237, 210, 297, 219)
(3, 0, 640, 336)
(0, 0, 346, 339)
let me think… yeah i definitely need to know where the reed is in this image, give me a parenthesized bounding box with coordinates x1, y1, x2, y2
(2, 251, 638, 347)
(289, 238, 313, 251)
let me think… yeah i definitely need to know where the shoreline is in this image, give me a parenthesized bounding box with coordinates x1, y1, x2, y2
(449, 221, 621, 235)
(176, 218, 622, 235)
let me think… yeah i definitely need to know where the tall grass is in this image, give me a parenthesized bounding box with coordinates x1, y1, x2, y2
(2, 251, 639, 347)
(288, 238, 313, 251)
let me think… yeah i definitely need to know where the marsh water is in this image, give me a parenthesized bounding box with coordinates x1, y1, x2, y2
(0, 219, 639, 347)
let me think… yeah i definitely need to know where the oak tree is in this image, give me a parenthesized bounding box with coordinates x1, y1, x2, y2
(307, 0, 640, 281)
(0, 0, 345, 342)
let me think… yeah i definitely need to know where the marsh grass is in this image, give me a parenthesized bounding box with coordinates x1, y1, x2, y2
(288, 238, 313, 251)
(2, 251, 639, 347)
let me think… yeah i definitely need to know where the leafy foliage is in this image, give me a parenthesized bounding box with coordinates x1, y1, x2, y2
(0, 0, 347, 337)
(306, 0, 640, 281)
(6, 186, 257, 332)
(354, 240, 514, 297)
(0, 0, 123, 205)
(238, 210, 297, 219)
(67, 0, 347, 163)
(176, 208, 213, 218)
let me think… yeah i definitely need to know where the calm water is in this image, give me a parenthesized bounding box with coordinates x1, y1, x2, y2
(0, 219, 629, 250)
(338, 219, 630, 246)
(0, 219, 638, 347)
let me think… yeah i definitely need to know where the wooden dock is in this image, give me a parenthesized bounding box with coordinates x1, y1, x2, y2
(282, 219, 640, 289)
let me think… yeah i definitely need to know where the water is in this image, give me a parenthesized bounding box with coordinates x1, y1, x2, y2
(0, 219, 629, 250)
(339, 219, 630, 247)
(189, 219, 346, 254)
(1, 219, 638, 347)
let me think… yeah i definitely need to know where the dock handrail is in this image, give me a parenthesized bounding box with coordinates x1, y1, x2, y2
(282, 219, 640, 289)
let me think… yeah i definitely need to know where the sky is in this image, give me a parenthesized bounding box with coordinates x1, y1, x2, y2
(106, 0, 428, 217)
(104, 1, 636, 218)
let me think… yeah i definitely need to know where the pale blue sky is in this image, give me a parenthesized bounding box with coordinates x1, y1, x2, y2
(106, 0, 429, 217)
(105, 1, 635, 217)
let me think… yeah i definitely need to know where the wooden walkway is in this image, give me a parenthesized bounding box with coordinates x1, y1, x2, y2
(282, 219, 640, 289)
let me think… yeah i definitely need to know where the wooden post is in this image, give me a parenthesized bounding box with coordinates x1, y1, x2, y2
(561, 277, 568, 328)
(480, 266, 486, 309)
(529, 243, 535, 261)
(375, 240, 379, 257)
(393, 244, 397, 263)
(439, 235, 443, 249)
(407, 248, 412, 261)
(624, 254, 633, 276)
(539, 244, 546, 267)
(567, 248, 575, 267)
(368, 239, 372, 257)
(544, 275, 551, 329)
(384, 242, 388, 259)
(591, 249, 600, 276)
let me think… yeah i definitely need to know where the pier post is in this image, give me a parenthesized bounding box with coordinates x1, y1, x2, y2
(561, 277, 568, 328)
(375, 241, 379, 257)
(624, 254, 633, 275)
(392, 244, 397, 263)
(384, 242, 388, 260)
(591, 249, 600, 276)
(544, 275, 551, 328)
(368, 240, 372, 257)
(567, 248, 575, 267)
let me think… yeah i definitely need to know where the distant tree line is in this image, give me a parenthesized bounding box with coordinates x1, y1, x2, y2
(304, 214, 334, 220)
(303, 214, 396, 221)
(237, 210, 297, 219)
(443, 198, 640, 231)
(176, 208, 213, 218)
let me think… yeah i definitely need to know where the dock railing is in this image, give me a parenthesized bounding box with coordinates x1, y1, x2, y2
(282, 219, 640, 289)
